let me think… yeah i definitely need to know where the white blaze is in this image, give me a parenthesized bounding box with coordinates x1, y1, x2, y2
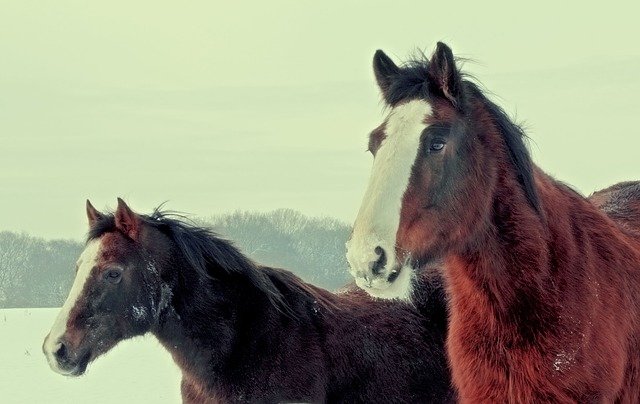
(346, 99, 431, 299)
(44, 238, 102, 371)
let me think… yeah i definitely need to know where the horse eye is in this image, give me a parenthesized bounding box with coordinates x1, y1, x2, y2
(104, 268, 123, 284)
(429, 141, 445, 152)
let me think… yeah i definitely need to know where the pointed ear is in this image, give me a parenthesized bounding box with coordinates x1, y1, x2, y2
(86, 200, 103, 228)
(115, 198, 140, 240)
(373, 50, 399, 103)
(428, 42, 461, 106)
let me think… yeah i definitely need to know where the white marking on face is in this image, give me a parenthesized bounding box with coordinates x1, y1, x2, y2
(44, 238, 102, 373)
(346, 99, 431, 299)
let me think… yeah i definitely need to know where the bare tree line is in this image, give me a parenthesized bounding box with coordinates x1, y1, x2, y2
(0, 209, 351, 308)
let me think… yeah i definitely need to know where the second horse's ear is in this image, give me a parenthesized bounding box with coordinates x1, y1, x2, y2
(373, 50, 399, 104)
(427, 42, 461, 106)
(115, 198, 141, 240)
(86, 200, 103, 228)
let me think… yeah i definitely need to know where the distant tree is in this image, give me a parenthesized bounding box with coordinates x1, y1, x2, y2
(0, 232, 30, 306)
(28, 238, 80, 306)
(0, 232, 80, 308)
(206, 209, 352, 290)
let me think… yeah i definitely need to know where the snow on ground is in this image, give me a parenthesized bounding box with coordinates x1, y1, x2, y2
(0, 308, 182, 403)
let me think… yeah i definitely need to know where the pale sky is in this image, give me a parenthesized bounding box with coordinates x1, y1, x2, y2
(1, 1, 639, 239)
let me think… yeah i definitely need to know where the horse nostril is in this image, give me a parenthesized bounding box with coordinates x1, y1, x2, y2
(53, 341, 67, 361)
(370, 246, 387, 274)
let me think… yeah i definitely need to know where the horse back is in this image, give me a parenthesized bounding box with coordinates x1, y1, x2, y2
(589, 181, 640, 237)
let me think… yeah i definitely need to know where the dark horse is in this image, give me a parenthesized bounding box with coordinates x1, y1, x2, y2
(346, 42, 640, 402)
(590, 181, 640, 232)
(43, 199, 454, 403)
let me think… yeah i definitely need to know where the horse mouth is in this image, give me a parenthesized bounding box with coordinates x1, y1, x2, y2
(366, 265, 402, 285)
(49, 350, 92, 377)
(354, 265, 414, 301)
(61, 365, 85, 377)
(387, 267, 401, 282)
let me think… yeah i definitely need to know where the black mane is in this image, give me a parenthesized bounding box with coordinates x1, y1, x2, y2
(381, 57, 433, 106)
(385, 56, 541, 213)
(463, 81, 541, 213)
(87, 209, 314, 315)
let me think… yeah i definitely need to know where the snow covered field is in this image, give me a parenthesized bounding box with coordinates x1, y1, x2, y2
(0, 308, 182, 403)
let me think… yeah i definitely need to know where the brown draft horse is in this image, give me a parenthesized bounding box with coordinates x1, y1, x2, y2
(346, 42, 640, 402)
(42, 199, 455, 403)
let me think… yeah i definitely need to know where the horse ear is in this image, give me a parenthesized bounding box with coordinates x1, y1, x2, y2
(86, 200, 103, 228)
(373, 50, 399, 103)
(428, 42, 461, 106)
(115, 198, 140, 240)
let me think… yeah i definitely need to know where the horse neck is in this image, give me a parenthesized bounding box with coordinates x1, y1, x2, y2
(151, 263, 266, 376)
(445, 164, 555, 330)
(151, 262, 328, 400)
(447, 163, 640, 335)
